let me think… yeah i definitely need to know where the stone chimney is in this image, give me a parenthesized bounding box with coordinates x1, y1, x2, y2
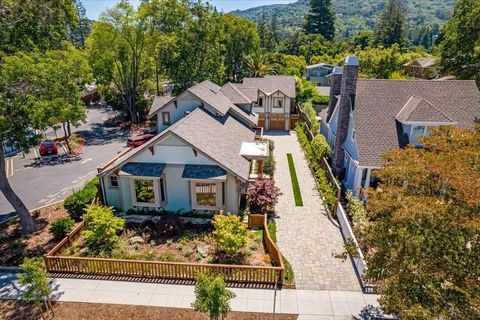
(331, 56, 359, 176)
(326, 66, 343, 122)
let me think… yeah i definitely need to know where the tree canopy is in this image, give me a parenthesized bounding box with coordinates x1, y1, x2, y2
(304, 0, 335, 40)
(364, 125, 480, 319)
(375, 0, 406, 47)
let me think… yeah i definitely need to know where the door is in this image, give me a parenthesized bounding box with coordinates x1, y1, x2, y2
(257, 116, 265, 129)
(270, 117, 285, 131)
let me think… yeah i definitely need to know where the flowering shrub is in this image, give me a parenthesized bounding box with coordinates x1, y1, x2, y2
(247, 179, 282, 213)
(212, 214, 248, 254)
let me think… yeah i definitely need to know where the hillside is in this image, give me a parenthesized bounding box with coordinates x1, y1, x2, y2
(232, 0, 455, 39)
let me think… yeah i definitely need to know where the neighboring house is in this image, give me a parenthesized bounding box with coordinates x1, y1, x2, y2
(98, 80, 271, 214)
(1, 140, 19, 156)
(319, 56, 480, 198)
(403, 58, 437, 79)
(305, 63, 335, 86)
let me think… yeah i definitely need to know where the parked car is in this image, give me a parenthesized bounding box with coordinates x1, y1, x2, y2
(39, 140, 58, 156)
(143, 127, 158, 135)
(127, 134, 154, 148)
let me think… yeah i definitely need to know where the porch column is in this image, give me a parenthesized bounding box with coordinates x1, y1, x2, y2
(365, 169, 372, 188)
(257, 159, 264, 177)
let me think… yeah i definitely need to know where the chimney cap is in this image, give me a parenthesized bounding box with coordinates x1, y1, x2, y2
(345, 56, 359, 66)
(332, 66, 343, 74)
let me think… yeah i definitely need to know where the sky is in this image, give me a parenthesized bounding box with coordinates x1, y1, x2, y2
(84, 0, 297, 20)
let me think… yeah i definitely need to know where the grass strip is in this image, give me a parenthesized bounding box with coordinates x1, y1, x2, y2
(286, 153, 303, 206)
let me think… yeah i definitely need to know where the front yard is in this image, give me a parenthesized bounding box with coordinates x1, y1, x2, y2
(65, 215, 273, 267)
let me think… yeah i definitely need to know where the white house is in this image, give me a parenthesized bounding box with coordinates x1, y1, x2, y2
(319, 56, 480, 198)
(305, 63, 335, 86)
(98, 79, 276, 214)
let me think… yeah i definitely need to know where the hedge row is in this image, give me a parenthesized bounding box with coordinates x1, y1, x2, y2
(295, 122, 337, 212)
(64, 177, 100, 220)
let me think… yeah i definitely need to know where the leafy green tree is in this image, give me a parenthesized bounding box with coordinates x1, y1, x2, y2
(295, 76, 320, 105)
(439, 0, 480, 85)
(212, 214, 248, 254)
(244, 51, 276, 77)
(82, 204, 125, 254)
(364, 125, 480, 319)
(86, 0, 148, 123)
(192, 272, 235, 320)
(18, 257, 53, 319)
(71, 0, 91, 48)
(375, 0, 405, 47)
(221, 14, 259, 82)
(304, 0, 335, 41)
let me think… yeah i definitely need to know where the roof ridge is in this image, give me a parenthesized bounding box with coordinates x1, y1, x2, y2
(227, 82, 253, 103)
(418, 97, 456, 122)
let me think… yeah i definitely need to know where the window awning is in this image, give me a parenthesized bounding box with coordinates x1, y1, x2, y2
(119, 162, 166, 178)
(239, 141, 269, 160)
(181, 164, 227, 181)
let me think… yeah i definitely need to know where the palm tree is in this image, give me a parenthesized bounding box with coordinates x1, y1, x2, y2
(244, 51, 276, 77)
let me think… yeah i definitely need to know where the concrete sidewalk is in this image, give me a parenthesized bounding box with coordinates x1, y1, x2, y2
(0, 273, 381, 319)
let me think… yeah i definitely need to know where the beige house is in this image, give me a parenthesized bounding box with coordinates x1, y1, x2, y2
(403, 58, 437, 79)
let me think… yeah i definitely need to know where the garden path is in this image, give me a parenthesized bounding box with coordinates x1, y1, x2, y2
(265, 132, 361, 291)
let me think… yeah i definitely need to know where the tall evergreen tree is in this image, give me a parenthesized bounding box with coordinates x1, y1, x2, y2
(376, 0, 405, 47)
(71, 0, 90, 48)
(258, 8, 268, 49)
(304, 0, 335, 40)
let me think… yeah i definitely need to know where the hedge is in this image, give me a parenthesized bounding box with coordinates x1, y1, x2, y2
(64, 177, 100, 221)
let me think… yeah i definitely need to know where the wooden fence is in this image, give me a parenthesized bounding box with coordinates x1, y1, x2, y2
(44, 216, 284, 286)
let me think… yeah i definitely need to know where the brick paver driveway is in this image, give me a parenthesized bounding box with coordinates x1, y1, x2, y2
(266, 131, 361, 291)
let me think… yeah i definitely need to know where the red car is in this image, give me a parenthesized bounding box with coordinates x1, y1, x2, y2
(39, 140, 58, 156)
(127, 134, 154, 148)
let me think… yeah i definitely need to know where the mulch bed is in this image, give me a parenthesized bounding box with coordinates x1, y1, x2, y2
(0, 204, 79, 266)
(0, 300, 297, 320)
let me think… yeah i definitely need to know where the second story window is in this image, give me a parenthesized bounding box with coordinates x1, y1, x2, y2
(258, 97, 263, 107)
(273, 97, 283, 108)
(162, 112, 171, 125)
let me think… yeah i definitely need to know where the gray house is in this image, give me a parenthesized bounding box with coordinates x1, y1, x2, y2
(305, 63, 335, 86)
(319, 56, 480, 198)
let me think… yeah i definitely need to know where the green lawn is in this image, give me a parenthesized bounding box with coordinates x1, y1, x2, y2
(287, 153, 303, 206)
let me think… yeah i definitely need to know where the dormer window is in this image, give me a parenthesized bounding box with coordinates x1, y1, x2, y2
(258, 97, 263, 107)
(412, 125, 425, 136)
(351, 129, 355, 141)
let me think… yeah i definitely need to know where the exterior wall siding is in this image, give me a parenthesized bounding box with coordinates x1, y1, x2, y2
(156, 92, 202, 132)
(343, 114, 359, 161)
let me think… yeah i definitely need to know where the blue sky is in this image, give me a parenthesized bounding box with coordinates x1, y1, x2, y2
(84, 0, 297, 20)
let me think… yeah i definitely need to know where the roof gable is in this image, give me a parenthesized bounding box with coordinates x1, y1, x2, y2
(241, 75, 296, 98)
(396, 96, 456, 123)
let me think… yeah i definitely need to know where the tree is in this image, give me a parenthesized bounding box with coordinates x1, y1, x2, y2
(375, 0, 405, 47)
(247, 178, 282, 213)
(18, 258, 53, 320)
(71, 0, 91, 48)
(221, 14, 259, 82)
(86, 1, 148, 123)
(295, 76, 320, 105)
(212, 214, 248, 255)
(82, 204, 125, 254)
(0, 0, 78, 235)
(439, 0, 480, 85)
(192, 272, 235, 320)
(363, 125, 480, 319)
(244, 51, 276, 78)
(304, 0, 335, 41)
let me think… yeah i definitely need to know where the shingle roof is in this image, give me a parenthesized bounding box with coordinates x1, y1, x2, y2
(119, 162, 166, 177)
(187, 80, 234, 116)
(182, 164, 227, 180)
(353, 80, 480, 167)
(395, 96, 455, 123)
(171, 108, 254, 180)
(220, 82, 253, 104)
(148, 95, 175, 117)
(241, 75, 296, 97)
(306, 63, 335, 69)
(232, 84, 259, 101)
(405, 58, 436, 68)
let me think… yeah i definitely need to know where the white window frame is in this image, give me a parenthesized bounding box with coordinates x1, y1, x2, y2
(273, 97, 283, 108)
(162, 112, 171, 125)
(109, 175, 119, 188)
(412, 125, 426, 136)
(130, 175, 167, 208)
(190, 180, 222, 210)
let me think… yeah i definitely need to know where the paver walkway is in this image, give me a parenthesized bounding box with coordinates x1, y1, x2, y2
(0, 273, 381, 319)
(266, 132, 360, 291)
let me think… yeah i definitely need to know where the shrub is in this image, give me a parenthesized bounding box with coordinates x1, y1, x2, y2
(18, 258, 52, 315)
(311, 135, 331, 163)
(154, 216, 183, 237)
(247, 178, 282, 213)
(312, 95, 330, 105)
(302, 101, 320, 134)
(194, 253, 202, 261)
(263, 139, 276, 177)
(346, 190, 369, 236)
(212, 214, 248, 255)
(183, 248, 193, 257)
(64, 177, 100, 220)
(159, 251, 178, 262)
(82, 204, 125, 253)
(49, 217, 75, 240)
(192, 272, 235, 320)
(315, 169, 337, 211)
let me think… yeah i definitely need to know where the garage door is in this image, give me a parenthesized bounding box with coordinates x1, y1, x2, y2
(270, 117, 285, 131)
(258, 116, 265, 129)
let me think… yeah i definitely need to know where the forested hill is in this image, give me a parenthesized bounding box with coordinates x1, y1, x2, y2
(232, 0, 455, 38)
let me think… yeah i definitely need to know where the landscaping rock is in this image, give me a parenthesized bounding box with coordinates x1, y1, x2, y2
(196, 243, 211, 258)
(129, 236, 145, 245)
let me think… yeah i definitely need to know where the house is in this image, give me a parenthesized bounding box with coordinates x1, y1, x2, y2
(98, 79, 280, 214)
(319, 56, 480, 198)
(148, 76, 296, 133)
(305, 63, 335, 86)
(403, 58, 437, 79)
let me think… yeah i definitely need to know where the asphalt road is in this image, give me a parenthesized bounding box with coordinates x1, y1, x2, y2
(0, 104, 130, 221)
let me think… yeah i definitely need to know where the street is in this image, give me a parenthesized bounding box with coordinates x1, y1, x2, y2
(0, 104, 130, 221)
